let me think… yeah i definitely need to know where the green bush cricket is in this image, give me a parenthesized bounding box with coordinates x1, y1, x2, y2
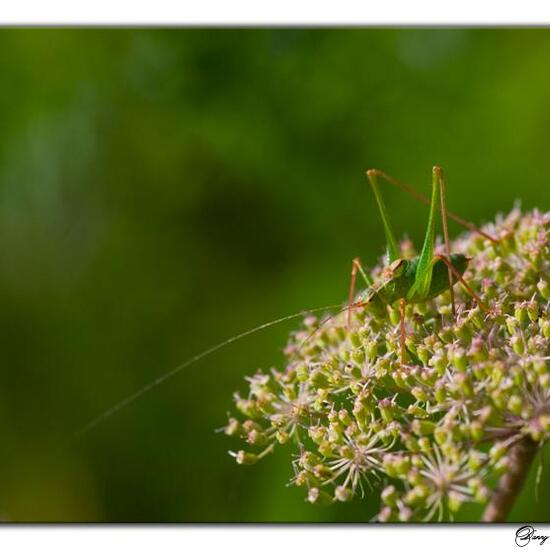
(347, 166, 493, 367)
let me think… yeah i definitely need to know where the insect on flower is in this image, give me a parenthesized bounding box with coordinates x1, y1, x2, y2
(347, 166, 493, 367)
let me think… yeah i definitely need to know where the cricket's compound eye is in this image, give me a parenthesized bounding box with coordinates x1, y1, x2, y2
(384, 259, 406, 279)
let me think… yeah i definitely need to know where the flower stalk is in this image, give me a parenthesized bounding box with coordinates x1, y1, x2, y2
(482, 436, 539, 522)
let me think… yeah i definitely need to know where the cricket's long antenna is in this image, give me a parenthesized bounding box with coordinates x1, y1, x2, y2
(367, 169, 499, 244)
(77, 303, 343, 437)
(438, 167, 456, 316)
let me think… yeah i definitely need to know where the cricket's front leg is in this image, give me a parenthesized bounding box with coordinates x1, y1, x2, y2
(347, 257, 373, 329)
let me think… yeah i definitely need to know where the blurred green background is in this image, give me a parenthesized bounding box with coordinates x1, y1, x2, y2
(0, 28, 549, 522)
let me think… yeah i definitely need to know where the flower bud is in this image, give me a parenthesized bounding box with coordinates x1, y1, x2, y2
(412, 420, 436, 436)
(309, 369, 329, 389)
(381, 485, 398, 506)
(510, 335, 525, 355)
(537, 279, 550, 300)
(398, 506, 412, 522)
(318, 440, 335, 458)
(232, 450, 259, 465)
(224, 417, 242, 437)
(378, 507, 393, 522)
(507, 395, 523, 415)
(334, 486, 352, 502)
(447, 491, 463, 513)
(307, 487, 333, 506)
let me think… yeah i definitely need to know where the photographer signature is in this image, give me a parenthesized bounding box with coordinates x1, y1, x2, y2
(516, 526, 549, 547)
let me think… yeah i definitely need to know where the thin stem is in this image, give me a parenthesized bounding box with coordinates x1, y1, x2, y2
(482, 436, 539, 522)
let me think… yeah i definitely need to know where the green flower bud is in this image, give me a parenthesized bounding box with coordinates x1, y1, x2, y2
(532, 358, 548, 375)
(318, 440, 335, 458)
(296, 364, 309, 382)
(293, 471, 311, 487)
(507, 395, 523, 415)
(313, 464, 332, 481)
(247, 429, 268, 446)
(402, 433, 420, 453)
(389, 307, 401, 325)
(412, 420, 436, 436)
(381, 485, 398, 506)
(539, 414, 550, 430)
(468, 450, 486, 471)
(407, 404, 428, 418)
(349, 332, 361, 348)
(308, 425, 327, 445)
(418, 436, 431, 452)
(469, 421, 484, 442)
(454, 372, 473, 397)
(514, 304, 528, 325)
(489, 442, 507, 463)
(429, 350, 447, 375)
(299, 451, 320, 470)
(434, 426, 448, 445)
(506, 317, 519, 336)
(309, 369, 329, 389)
(410, 386, 429, 402)
(233, 450, 259, 465)
(338, 409, 352, 426)
(447, 491, 463, 513)
(379, 399, 394, 422)
(511, 335, 525, 355)
(537, 279, 550, 300)
(396, 457, 412, 476)
(527, 301, 539, 322)
(417, 345, 429, 366)
(366, 340, 378, 360)
(405, 484, 428, 505)
(235, 396, 262, 419)
(450, 347, 468, 372)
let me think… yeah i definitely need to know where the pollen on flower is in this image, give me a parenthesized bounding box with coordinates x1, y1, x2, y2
(223, 208, 550, 521)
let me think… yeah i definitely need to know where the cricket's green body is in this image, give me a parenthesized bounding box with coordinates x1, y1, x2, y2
(365, 253, 469, 309)
(350, 166, 480, 364)
(352, 167, 475, 327)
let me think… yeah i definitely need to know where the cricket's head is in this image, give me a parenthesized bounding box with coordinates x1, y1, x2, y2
(382, 258, 407, 280)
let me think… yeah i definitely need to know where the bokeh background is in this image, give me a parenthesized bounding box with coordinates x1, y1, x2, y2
(0, 28, 549, 522)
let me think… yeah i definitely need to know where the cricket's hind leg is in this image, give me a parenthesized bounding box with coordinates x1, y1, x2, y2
(433, 254, 491, 314)
(347, 257, 373, 329)
(436, 167, 456, 317)
(366, 168, 499, 245)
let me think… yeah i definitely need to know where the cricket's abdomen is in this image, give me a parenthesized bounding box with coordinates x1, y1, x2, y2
(368, 253, 470, 307)
(407, 253, 470, 303)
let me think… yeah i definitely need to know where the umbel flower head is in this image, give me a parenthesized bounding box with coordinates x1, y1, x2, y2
(224, 208, 550, 521)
